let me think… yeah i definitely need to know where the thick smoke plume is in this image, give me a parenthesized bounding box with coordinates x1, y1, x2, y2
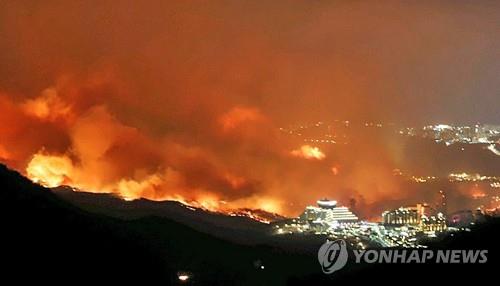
(0, 1, 498, 217)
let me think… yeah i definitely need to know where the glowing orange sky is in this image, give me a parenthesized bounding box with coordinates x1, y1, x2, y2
(0, 1, 498, 216)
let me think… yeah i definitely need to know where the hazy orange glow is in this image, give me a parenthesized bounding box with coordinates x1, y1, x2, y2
(0, 145, 10, 160)
(224, 173, 248, 189)
(1, 1, 497, 218)
(255, 198, 282, 214)
(21, 88, 73, 122)
(331, 166, 339, 176)
(472, 192, 486, 199)
(219, 107, 265, 132)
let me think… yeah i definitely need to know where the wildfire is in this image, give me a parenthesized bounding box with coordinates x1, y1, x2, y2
(26, 153, 73, 188)
(192, 195, 221, 212)
(228, 210, 272, 224)
(117, 174, 163, 201)
(291, 145, 326, 160)
(24, 151, 285, 222)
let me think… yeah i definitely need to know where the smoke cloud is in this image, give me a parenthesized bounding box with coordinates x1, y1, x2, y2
(0, 1, 498, 217)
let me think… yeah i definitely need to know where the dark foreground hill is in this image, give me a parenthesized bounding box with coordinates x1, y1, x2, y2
(52, 186, 272, 245)
(0, 163, 498, 285)
(0, 164, 169, 284)
(0, 164, 321, 285)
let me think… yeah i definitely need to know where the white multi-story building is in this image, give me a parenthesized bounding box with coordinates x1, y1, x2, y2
(299, 199, 358, 225)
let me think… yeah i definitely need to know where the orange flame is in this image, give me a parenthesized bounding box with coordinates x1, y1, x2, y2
(24, 151, 284, 220)
(290, 145, 326, 160)
(26, 153, 74, 188)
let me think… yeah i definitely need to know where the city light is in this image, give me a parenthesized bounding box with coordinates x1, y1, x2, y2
(272, 199, 478, 248)
(177, 272, 191, 283)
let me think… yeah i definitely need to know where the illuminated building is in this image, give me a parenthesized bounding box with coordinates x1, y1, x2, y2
(273, 200, 451, 248)
(272, 199, 358, 235)
(421, 213, 447, 232)
(438, 190, 447, 216)
(299, 199, 358, 225)
(382, 203, 447, 232)
(382, 204, 429, 225)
